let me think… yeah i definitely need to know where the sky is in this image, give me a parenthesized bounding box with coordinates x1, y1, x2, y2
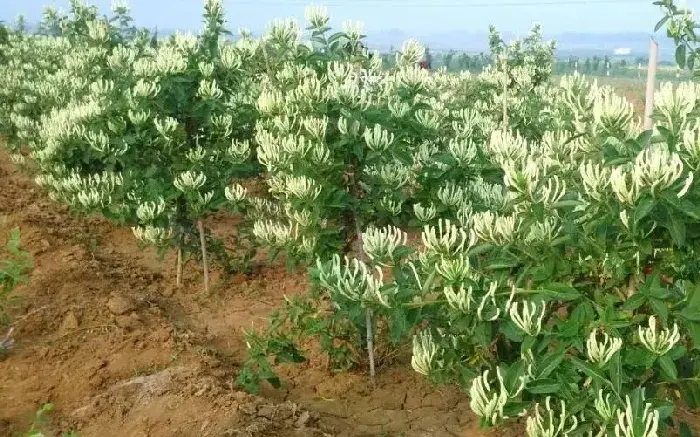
(1, 0, 699, 36)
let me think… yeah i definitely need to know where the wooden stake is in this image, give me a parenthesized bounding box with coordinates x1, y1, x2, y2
(644, 40, 659, 131)
(501, 54, 508, 129)
(176, 246, 183, 288)
(197, 220, 210, 293)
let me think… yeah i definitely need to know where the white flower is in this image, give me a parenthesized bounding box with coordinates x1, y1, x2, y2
(472, 211, 520, 245)
(580, 161, 611, 202)
(586, 329, 623, 366)
(444, 285, 473, 313)
(225, 184, 247, 203)
(397, 39, 425, 67)
(414, 203, 437, 222)
(363, 124, 394, 152)
(174, 171, 206, 192)
(633, 146, 684, 196)
(362, 225, 407, 264)
(594, 390, 618, 423)
(469, 368, 525, 426)
(614, 394, 659, 437)
(610, 167, 637, 205)
(421, 219, 473, 257)
(509, 301, 547, 337)
(638, 316, 680, 355)
(411, 330, 438, 376)
(437, 183, 467, 208)
(304, 4, 329, 28)
(283, 175, 322, 202)
(316, 255, 393, 308)
(342, 20, 364, 40)
(526, 398, 579, 437)
(136, 198, 167, 222)
(132, 225, 171, 245)
(435, 255, 472, 283)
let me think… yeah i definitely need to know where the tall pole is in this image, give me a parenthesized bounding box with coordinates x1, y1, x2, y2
(644, 39, 659, 131)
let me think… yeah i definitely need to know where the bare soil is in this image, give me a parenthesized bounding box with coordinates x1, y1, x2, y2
(0, 155, 512, 437)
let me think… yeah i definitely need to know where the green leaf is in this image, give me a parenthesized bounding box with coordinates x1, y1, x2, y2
(668, 213, 687, 246)
(609, 352, 622, 394)
(634, 198, 656, 224)
(655, 15, 670, 32)
(537, 349, 566, 378)
(526, 379, 561, 394)
(569, 357, 614, 389)
(649, 298, 669, 324)
(677, 44, 687, 69)
(658, 355, 678, 380)
(537, 284, 582, 302)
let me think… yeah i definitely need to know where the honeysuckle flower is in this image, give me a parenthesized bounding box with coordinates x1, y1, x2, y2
(341, 20, 364, 41)
(422, 219, 471, 257)
(304, 4, 329, 28)
(154, 116, 179, 138)
(302, 116, 328, 141)
(316, 255, 394, 308)
(363, 124, 394, 152)
(633, 146, 684, 196)
(593, 87, 634, 135)
(136, 198, 167, 222)
(638, 316, 680, 355)
(379, 196, 403, 216)
(509, 301, 547, 337)
(198, 79, 224, 100)
(610, 167, 638, 205)
(435, 255, 472, 283)
(411, 330, 439, 376)
(186, 145, 206, 163)
(397, 39, 425, 67)
(283, 175, 322, 202)
(476, 282, 501, 322)
(655, 82, 697, 135)
(469, 368, 526, 426)
(225, 183, 247, 203)
(253, 220, 298, 247)
(586, 329, 623, 366)
(198, 62, 215, 78)
(362, 225, 407, 264)
(525, 217, 563, 245)
(132, 79, 160, 98)
(338, 116, 361, 137)
(174, 171, 206, 192)
(487, 129, 528, 166)
(132, 225, 172, 245)
(594, 390, 618, 423)
(614, 394, 659, 437)
(436, 183, 466, 208)
(365, 163, 412, 190)
(472, 211, 520, 245)
(444, 285, 473, 313)
(128, 109, 151, 126)
(414, 203, 437, 222)
(526, 398, 579, 437)
(580, 161, 611, 202)
(447, 138, 478, 166)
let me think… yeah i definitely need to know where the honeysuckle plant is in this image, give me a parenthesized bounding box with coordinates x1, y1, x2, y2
(9, 0, 261, 291)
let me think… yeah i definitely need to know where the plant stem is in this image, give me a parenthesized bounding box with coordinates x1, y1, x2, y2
(355, 218, 376, 383)
(197, 219, 210, 293)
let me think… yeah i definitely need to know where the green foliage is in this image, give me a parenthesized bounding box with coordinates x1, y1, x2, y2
(0, 228, 31, 328)
(23, 403, 80, 437)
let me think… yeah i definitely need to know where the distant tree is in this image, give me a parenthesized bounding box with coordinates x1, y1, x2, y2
(424, 46, 433, 69)
(443, 50, 455, 70)
(14, 14, 26, 34)
(592, 56, 601, 71)
(584, 57, 592, 72)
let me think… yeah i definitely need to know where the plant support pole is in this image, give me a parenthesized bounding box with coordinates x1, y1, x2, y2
(644, 39, 659, 131)
(197, 220, 210, 293)
(176, 247, 183, 288)
(355, 218, 376, 383)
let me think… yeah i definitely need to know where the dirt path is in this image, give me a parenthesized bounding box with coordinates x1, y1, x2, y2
(0, 155, 506, 437)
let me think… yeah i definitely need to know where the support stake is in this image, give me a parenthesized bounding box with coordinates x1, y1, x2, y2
(197, 220, 210, 293)
(644, 39, 659, 131)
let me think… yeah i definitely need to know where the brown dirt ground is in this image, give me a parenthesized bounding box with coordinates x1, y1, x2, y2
(0, 154, 518, 437)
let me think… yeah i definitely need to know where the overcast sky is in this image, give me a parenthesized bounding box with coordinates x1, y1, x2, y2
(2, 0, 699, 35)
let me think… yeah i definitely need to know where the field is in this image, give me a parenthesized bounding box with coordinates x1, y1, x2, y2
(0, 153, 501, 437)
(5, 2, 700, 436)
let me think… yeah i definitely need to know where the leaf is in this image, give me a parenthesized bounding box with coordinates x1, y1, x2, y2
(658, 355, 678, 380)
(677, 44, 688, 69)
(668, 213, 687, 246)
(526, 379, 561, 394)
(569, 357, 614, 389)
(634, 198, 656, 225)
(649, 298, 669, 324)
(537, 348, 566, 378)
(609, 352, 622, 394)
(537, 284, 582, 302)
(655, 15, 670, 32)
